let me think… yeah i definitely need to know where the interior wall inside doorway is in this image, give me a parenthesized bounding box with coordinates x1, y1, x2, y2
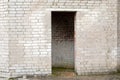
(52, 12, 75, 68)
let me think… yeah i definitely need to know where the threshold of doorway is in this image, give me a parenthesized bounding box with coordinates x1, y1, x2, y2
(52, 67, 76, 77)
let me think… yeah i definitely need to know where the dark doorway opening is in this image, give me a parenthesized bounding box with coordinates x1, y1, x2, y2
(52, 12, 76, 75)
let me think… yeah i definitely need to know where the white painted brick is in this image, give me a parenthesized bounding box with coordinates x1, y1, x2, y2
(0, 0, 118, 78)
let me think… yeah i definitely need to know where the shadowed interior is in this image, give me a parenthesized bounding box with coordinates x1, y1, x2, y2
(52, 12, 75, 69)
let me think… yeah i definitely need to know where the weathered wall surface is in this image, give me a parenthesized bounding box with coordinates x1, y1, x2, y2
(0, 0, 9, 77)
(118, 0, 120, 71)
(8, 0, 51, 77)
(75, 2, 117, 74)
(0, 0, 118, 77)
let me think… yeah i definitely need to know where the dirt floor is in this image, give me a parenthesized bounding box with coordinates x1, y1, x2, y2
(29, 74, 120, 80)
(1, 69, 120, 80)
(1, 74, 120, 80)
(6, 72, 120, 80)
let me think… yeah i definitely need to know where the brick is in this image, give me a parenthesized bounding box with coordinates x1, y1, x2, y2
(0, 0, 119, 78)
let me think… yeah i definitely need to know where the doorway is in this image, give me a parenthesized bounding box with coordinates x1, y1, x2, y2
(52, 12, 76, 74)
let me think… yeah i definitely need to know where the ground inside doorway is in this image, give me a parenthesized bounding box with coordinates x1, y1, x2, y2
(52, 67, 76, 77)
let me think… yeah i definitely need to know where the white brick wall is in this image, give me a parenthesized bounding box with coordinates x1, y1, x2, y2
(0, 0, 10, 77)
(75, 9, 117, 75)
(0, 0, 119, 78)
